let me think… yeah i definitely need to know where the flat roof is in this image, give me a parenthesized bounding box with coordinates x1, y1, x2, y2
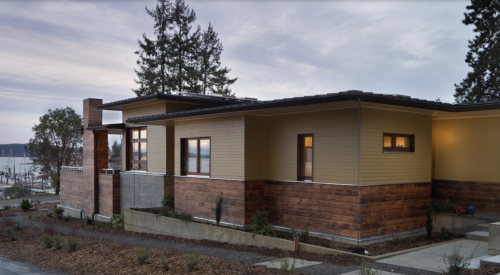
(125, 90, 500, 124)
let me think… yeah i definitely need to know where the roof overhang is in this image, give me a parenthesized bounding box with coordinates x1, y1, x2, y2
(86, 123, 125, 134)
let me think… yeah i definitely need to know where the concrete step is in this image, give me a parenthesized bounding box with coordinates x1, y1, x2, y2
(480, 255, 500, 268)
(477, 223, 490, 232)
(466, 231, 489, 242)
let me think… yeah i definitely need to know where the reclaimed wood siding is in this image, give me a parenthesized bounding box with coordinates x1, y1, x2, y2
(432, 117, 500, 183)
(175, 176, 246, 224)
(360, 108, 432, 185)
(262, 108, 358, 184)
(432, 180, 500, 211)
(359, 182, 431, 237)
(60, 172, 87, 210)
(174, 116, 245, 180)
(263, 181, 359, 238)
(98, 174, 120, 216)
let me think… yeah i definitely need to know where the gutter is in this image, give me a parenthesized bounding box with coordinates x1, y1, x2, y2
(93, 130, 99, 216)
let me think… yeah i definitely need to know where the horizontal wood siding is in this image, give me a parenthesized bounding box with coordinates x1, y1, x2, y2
(147, 125, 167, 174)
(174, 176, 246, 224)
(245, 180, 264, 224)
(263, 181, 359, 238)
(361, 108, 432, 185)
(360, 182, 431, 237)
(60, 172, 88, 211)
(98, 174, 120, 216)
(432, 180, 500, 211)
(432, 117, 500, 183)
(174, 116, 245, 179)
(263, 108, 358, 184)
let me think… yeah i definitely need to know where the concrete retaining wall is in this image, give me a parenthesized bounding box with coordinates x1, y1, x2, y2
(120, 172, 174, 213)
(435, 212, 490, 233)
(490, 222, 500, 255)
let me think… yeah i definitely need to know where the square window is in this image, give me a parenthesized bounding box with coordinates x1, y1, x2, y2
(383, 133, 414, 152)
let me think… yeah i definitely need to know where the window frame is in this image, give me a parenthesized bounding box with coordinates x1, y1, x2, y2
(127, 127, 147, 171)
(383, 133, 414, 153)
(181, 137, 211, 176)
(297, 134, 314, 181)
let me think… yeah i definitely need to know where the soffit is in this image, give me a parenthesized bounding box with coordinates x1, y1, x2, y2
(433, 109, 500, 120)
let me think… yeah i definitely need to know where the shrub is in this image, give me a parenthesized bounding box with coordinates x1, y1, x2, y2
(53, 207, 65, 220)
(63, 216, 70, 222)
(84, 216, 93, 225)
(298, 227, 309, 243)
(3, 185, 30, 199)
(135, 247, 149, 266)
(279, 255, 296, 275)
(441, 243, 477, 275)
(161, 194, 175, 210)
(21, 199, 32, 212)
(6, 227, 18, 241)
(44, 224, 56, 236)
(43, 234, 54, 249)
(359, 262, 382, 275)
(27, 214, 32, 219)
(53, 236, 62, 251)
(251, 210, 277, 237)
(160, 256, 169, 271)
(184, 253, 198, 272)
(3, 205, 12, 211)
(13, 221, 21, 231)
(441, 227, 454, 240)
(35, 214, 41, 219)
(46, 212, 53, 218)
(215, 192, 224, 226)
(67, 236, 78, 252)
(94, 222, 102, 229)
(34, 199, 41, 205)
(112, 214, 124, 230)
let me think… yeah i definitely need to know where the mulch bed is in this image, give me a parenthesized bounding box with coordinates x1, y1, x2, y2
(459, 266, 500, 275)
(0, 202, 58, 217)
(0, 224, 276, 274)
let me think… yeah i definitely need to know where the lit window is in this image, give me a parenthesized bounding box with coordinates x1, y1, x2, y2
(383, 133, 414, 152)
(182, 138, 210, 176)
(298, 134, 313, 181)
(128, 127, 147, 170)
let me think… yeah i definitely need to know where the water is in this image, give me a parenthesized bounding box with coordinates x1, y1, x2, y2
(0, 157, 36, 174)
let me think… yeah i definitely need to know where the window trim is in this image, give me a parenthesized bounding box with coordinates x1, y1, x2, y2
(383, 133, 414, 153)
(181, 137, 211, 176)
(297, 134, 313, 181)
(127, 127, 147, 171)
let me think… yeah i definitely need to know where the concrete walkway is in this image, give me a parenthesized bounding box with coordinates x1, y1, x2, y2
(6, 216, 438, 275)
(377, 239, 488, 273)
(0, 255, 65, 275)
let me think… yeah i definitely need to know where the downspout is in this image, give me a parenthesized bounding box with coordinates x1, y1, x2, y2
(93, 130, 98, 220)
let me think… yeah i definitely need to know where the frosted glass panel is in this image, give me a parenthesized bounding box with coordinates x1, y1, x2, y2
(133, 143, 139, 160)
(200, 139, 210, 174)
(396, 137, 409, 148)
(132, 130, 139, 139)
(304, 147, 312, 177)
(140, 142, 147, 160)
(187, 140, 198, 173)
(384, 136, 392, 147)
(140, 129, 147, 139)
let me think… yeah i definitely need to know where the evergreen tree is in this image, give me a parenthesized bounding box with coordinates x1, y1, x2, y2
(454, 0, 500, 103)
(199, 23, 238, 95)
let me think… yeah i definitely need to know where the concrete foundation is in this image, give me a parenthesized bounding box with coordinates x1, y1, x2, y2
(489, 222, 500, 255)
(120, 172, 173, 213)
(434, 212, 492, 233)
(58, 205, 112, 223)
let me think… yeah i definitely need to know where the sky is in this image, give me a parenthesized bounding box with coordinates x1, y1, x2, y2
(0, 0, 474, 144)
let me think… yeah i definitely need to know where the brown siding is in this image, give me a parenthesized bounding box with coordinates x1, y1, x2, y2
(60, 172, 88, 211)
(360, 108, 432, 185)
(262, 108, 358, 184)
(174, 116, 245, 179)
(432, 180, 500, 212)
(432, 117, 500, 183)
(244, 180, 264, 224)
(98, 174, 120, 216)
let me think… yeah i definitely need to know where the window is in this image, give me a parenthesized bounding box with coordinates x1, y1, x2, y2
(383, 133, 414, 152)
(182, 138, 210, 176)
(128, 127, 147, 170)
(297, 134, 313, 181)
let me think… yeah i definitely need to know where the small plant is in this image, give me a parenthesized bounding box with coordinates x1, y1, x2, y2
(359, 262, 382, 275)
(63, 216, 70, 222)
(43, 234, 54, 249)
(135, 246, 149, 266)
(441, 227, 454, 240)
(112, 214, 124, 230)
(43, 224, 56, 236)
(184, 253, 198, 272)
(441, 243, 478, 275)
(46, 212, 53, 218)
(13, 221, 21, 231)
(53, 236, 62, 251)
(3, 205, 12, 210)
(84, 216, 93, 225)
(160, 255, 170, 271)
(251, 210, 277, 237)
(35, 214, 41, 219)
(20, 199, 32, 212)
(215, 192, 224, 226)
(6, 227, 18, 241)
(34, 199, 41, 205)
(94, 222, 102, 229)
(391, 234, 401, 245)
(161, 194, 175, 210)
(167, 211, 194, 223)
(426, 203, 435, 239)
(298, 227, 309, 243)
(27, 214, 32, 219)
(53, 207, 65, 220)
(279, 255, 296, 274)
(67, 236, 78, 252)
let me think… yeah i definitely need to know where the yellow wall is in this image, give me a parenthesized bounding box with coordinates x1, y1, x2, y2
(432, 116, 500, 182)
(360, 108, 432, 185)
(174, 115, 245, 179)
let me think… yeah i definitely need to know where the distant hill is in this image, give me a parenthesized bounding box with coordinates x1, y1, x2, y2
(0, 144, 29, 157)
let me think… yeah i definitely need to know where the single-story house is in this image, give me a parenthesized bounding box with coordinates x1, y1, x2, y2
(60, 91, 500, 242)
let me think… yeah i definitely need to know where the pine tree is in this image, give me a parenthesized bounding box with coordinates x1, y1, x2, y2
(454, 0, 500, 103)
(199, 23, 238, 95)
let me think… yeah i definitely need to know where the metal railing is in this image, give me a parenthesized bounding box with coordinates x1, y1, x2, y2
(99, 168, 121, 175)
(61, 166, 83, 172)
